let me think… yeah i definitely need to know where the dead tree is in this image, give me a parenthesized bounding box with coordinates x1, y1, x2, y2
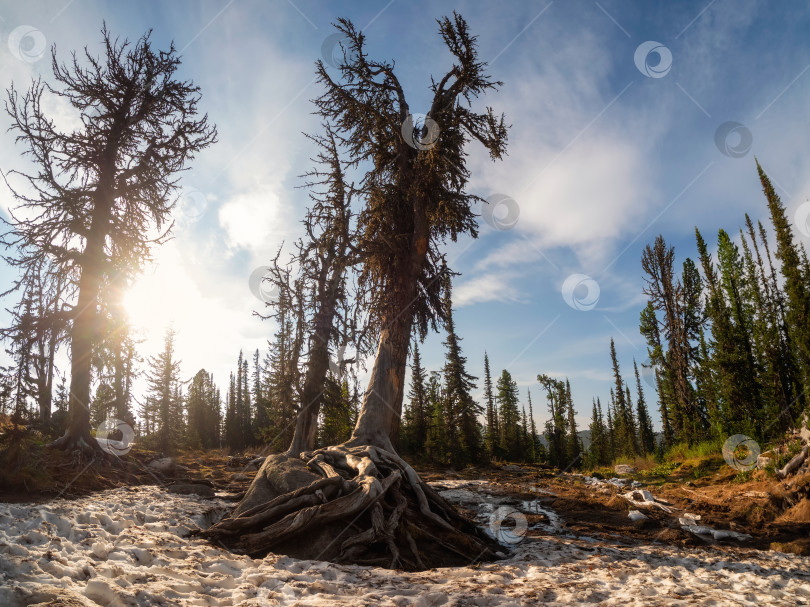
(286, 124, 361, 456)
(2, 26, 216, 454)
(1, 261, 70, 425)
(204, 13, 508, 570)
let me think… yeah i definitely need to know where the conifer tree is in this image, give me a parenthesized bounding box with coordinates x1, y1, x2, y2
(758, 162, 809, 415)
(187, 369, 221, 449)
(633, 360, 656, 455)
(145, 327, 183, 453)
(538, 374, 566, 468)
(609, 339, 637, 456)
(497, 370, 522, 461)
(527, 389, 538, 463)
(483, 352, 497, 457)
(564, 379, 582, 467)
(441, 275, 482, 465)
(403, 341, 429, 454)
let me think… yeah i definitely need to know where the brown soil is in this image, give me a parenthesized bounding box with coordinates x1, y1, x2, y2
(2, 443, 808, 560)
(418, 463, 810, 557)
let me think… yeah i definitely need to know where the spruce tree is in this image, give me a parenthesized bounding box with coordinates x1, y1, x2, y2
(609, 339, 637, 457)
(404, 341, 429, 454)
(758, 162, 809, 414)
(564, 379, 582, 467)
(483, 353, 497, 457)
(145, 327, 183, 453)
(538, 374, 567, 468)
(441, 275, 482, 465)
(633, 360, 656, 455)
(497, 370, 522, 461)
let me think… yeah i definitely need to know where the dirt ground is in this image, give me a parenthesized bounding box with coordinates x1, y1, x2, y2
(2, 444, 808, 559)
(420, 462, 810, 557)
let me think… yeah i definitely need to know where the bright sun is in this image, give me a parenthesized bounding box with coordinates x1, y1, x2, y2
(122, 246, 201, 346)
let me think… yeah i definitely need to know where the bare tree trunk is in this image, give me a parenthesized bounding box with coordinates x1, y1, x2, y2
(286, 318, 333, 455)
(349, 231, 427, 452)
(51, 166, 114, 454)
(349, 323, 412, 451)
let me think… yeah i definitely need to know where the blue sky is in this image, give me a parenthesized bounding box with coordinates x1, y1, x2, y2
(1, 0, 810, 430)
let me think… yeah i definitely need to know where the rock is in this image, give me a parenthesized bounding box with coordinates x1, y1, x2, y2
(231, 473, 252, 481)
(147, 457, 175, 473)
(614, 464, 637, 475)
(756, 455, 772, 470)
(168, 483, 215, 497)
(628, 510, 648, 522)
(244, 457, 266, 471)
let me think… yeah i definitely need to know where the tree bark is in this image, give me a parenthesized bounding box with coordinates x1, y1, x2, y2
(51, 156, 115, 454)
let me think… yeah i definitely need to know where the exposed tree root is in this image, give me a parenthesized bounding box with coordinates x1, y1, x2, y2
(48, 431, 104, 458)
(202, 445, 506, 570)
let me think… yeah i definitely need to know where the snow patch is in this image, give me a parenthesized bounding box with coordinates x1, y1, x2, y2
(0, 485, 807, 605)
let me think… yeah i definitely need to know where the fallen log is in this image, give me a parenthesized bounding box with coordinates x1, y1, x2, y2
(776, 445, 809, 480)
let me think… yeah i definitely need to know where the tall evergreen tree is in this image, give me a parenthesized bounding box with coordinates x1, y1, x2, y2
(403, 340, 429, 455)
(758, 162, 809, 416)
(564, 379, 582, 467)
(497, 370, 522, 461)
(145, 327, 183, 453)
(483, 352, 497, 457)
(441, 274, 482, 465)
(538, 374, 566, 468)
(609, 339, 637, 457)
(633, 360, 656, 455)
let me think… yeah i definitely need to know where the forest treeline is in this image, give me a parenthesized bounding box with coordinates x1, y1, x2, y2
(2, 163, 808, 470)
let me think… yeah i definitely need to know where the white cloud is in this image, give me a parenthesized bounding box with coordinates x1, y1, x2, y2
(454, 271, 525, 307)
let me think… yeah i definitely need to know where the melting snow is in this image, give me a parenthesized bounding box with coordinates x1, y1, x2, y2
(0, 485, 808, 605)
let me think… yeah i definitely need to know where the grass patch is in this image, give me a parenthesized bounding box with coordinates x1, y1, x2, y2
(664, 439, 723, 462)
